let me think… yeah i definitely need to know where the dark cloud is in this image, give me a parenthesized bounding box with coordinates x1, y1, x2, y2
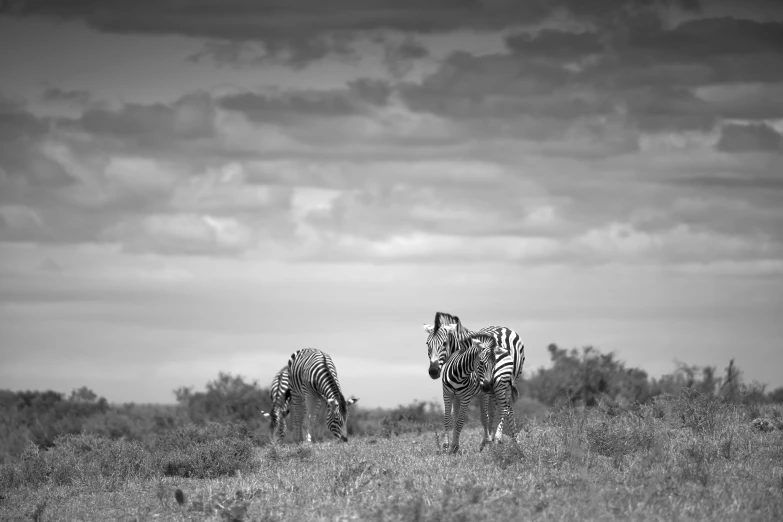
(41, 87, 91, 105)
(67, 92, 216, 147)
(397, 11, 783, 135)
(716, 123, 783, 153)
(505, 29, 603, 60)
(0, 95, 78, 189)
(218, 80, 391, 123)
(624, 86, 716, 132)
(382, 36, 429, 78)
(11, 0, 702, 66)
(624, 17, 783, 59)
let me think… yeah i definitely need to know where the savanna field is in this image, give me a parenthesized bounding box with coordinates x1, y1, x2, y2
(2, 349, 783, 521)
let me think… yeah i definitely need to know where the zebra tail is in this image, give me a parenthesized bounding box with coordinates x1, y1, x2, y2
(511, 383, 519, 403)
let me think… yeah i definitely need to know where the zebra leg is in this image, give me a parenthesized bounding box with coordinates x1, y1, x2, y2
(487, 392, 498, 443)
(309, 397, 323, 443)
(450, 396, 468, 455)
(494, 383, 517, 442)
(479, 393, 491, 451)
(290, 393, 306, 443)
(442, 391, 454, 451)
(303, 392, 319, 444)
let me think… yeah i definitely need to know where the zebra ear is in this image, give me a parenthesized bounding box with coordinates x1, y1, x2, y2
(347, 396, 359, 406)
(423, 324, 434, 334)
(442, 323, 457, 332)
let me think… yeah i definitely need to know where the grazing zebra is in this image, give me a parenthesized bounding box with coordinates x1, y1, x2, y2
(438, 330, 508, 454)
(262, 366, 291, 442)
(286, 348, 359, 443)
(423, 311, 525, 444)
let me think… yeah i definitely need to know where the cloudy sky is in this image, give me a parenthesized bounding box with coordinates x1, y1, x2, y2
(1, 0, 782, 408)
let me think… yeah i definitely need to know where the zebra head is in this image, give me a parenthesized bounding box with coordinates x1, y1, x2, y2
(470, 335, 510, 393)
(326, 395, 359, 442)
(423, 321, 460, 380)
(265, 392, 290, 442)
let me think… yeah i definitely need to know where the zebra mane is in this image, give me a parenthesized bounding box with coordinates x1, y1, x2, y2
(321, 352, 347, 418)
(468, 333, 499, 361)
(433, 311, 461, 336)
(468, 332, 496, 348)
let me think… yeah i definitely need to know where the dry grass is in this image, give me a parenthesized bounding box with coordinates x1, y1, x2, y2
(1, 396, 782, 521)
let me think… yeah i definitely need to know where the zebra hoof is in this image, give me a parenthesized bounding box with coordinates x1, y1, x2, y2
(479, 440, 489, 452)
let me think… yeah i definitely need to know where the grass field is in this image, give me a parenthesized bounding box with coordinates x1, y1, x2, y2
(2, 394, 782, 521)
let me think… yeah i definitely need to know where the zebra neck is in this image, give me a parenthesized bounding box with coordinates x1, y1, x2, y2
(453, 326, 479, 350)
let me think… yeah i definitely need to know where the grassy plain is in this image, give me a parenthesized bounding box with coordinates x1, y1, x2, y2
(1, 395, 782, 522)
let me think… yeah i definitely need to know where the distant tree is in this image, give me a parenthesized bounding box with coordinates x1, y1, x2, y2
(720, 359, 742, 402)
(174, 372, 270, 429)
(524, 344, 653, 407)
(69, 386, 98, 403)
(768, 387, 783, 404)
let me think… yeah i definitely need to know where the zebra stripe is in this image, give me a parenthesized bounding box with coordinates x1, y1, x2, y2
(287, 348, 359, 443)
(438, 332, 506, 454)
(423, 311, 525, 443)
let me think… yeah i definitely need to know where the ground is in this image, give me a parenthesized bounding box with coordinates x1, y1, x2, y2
(1, 400, 782, 521)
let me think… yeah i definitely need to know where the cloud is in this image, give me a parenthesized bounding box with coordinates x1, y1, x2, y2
(694, 83, 783, 120)
(217, 79, 391, 124)
(0, 204, 43, 235)
(13, 0, 704, 66)
(41, 87, 91, 106)
(103, 213, 256, 256)
(393, 12, 783, 140)
(715, 122, 783, 153)
(504, 29, 604, 60)
(64, 92, 216, 152)
(381, 35, 430, 78)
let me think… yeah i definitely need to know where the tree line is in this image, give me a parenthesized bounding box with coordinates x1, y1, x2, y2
(2, 344, 781, 463)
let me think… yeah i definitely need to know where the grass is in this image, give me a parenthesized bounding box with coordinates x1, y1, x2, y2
(1, 395, 782, 521)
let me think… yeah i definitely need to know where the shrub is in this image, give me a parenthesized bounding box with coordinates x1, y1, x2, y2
(153, 422, 257, 479)
(586, 418, 656, 461)
(0, 434, 155, 491)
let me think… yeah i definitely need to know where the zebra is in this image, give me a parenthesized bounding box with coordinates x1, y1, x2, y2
(286, 348, 359, 443)
(437, 329, 509, 454)
(262, 365, 329, 443)
(261, 366, 291, 442)
(423, 311, 525, 444)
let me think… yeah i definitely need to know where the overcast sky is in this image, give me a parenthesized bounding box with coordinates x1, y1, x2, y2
(1, 0, 782, 408)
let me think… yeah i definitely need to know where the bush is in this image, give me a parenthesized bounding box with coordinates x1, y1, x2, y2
(153, 422, 257, 479)
(0, 434, 156, 491)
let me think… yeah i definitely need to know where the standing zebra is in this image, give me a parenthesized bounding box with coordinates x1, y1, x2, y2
(437, 330, 508, 454)
(286, 348, 359, 443)
(423, 311, 525, 444)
